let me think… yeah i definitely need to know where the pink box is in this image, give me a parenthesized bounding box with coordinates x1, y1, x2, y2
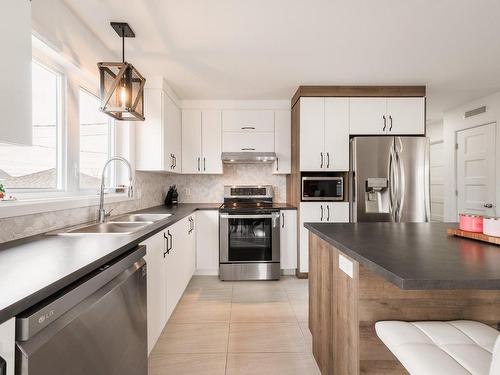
(459, 214, 484, 233)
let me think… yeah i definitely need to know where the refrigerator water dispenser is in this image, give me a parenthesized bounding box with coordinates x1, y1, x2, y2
(364, 178, 389, 214)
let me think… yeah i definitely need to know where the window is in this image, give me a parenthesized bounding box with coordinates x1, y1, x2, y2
(79, 89, 114, 190)
(0, 61, 61, 190)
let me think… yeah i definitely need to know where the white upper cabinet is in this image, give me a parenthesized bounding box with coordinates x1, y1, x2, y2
(182, 109, 223, 174)
(0, 0, 32, 146)
(386, 98, 425, 135)
(201, 110, 223, 174)
(274, 110, 291, 174)
(325, 98, 349, 170)
(136, 89, 182, 172)
(349, 97, 425, 135)
(300, 98, 349, 171)
(222, 110, 274, 132)
(222, 132, 274, 153)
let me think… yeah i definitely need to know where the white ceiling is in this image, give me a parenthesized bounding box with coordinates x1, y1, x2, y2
(63, 0, 500, 121)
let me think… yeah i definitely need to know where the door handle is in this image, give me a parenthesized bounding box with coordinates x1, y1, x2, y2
(203, 157, 206, 172)
(281, 212, 285, 228)
(484, 203, 494, 208)
(389, 115, 393, 131)
(326, 205, 330, 221)
(173, 154, 177, 169)
(320, 152, 324, 168)
(170, 154, 174, 169)
(197, 157, 200, 171)
(241, 126, 255, 130)
(383, 115, 387, 131)
(169, 231, 173, 251)
(276, 157, 279, 172)
(320, 205, 324, 221)
(163, 232, 170, 256)
(327, 152, 330, 169)
(241, 148, 255, 151)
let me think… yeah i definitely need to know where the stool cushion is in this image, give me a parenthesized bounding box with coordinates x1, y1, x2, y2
(375, 320, 499, 375)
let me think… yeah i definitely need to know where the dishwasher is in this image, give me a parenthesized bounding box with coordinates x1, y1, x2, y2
(15, 246, 147, 375)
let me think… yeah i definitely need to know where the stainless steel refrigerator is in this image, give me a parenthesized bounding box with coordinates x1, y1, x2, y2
(350, 136, 430, 222)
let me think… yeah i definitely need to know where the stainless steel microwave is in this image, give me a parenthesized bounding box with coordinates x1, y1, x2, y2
(302, 176, 344, 201)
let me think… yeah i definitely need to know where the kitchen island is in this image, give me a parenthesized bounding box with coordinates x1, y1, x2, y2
(304, 222, 500, 375)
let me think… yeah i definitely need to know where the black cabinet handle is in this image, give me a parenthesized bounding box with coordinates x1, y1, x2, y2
(168, 231, 173, 251)
(320, 205, 324, 221)
(389, 115, 393, 131)
(327, 152, 330, 169)
(281, 212, 284, 228)
(241, 126, 255, 130)
(383, 115, 387, 131)
(320, 152, 323, 168)
(276, 158, 279, 171)
(197, 157, 200, 171)
(173, 154, 177, 169)
(203, 157, 206, 172)
(241, 148, 255, 151)
(170, 154, 174, 169)
(327, 205, 330, 221)
(163, 232, 169, 256)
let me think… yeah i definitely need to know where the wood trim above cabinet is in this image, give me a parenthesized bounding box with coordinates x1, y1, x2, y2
(291, 86, 426, 108)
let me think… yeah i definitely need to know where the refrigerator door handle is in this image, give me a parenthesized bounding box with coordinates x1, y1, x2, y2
(388, 146, 397, 221)
(395, 139, 405, 222)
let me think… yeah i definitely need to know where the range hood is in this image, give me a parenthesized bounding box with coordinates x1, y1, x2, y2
(221, 152, 277, 164)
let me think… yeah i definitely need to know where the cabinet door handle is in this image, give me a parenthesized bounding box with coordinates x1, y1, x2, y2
(326, 205, 330, 221)
(484, 203, 493, 208)
(326, 152, 330, 169)
(389, 115, 393, 131)
(241, 148, 255, 151)
(163, 232, 170, 256)
(197, 157, 200, 171)
(320, 152, 324, 168)
(241, 126, 255, 130)
(383, 115, 387, 131)
(320, 205, 324, 221)
(281, 212, 285, 228)
(203, 157, 206, 172)
(173, 154, 177, 168)
(170, 154, 174, 169)
(276, 157, 279, 172)
(169, 231, 173, 251)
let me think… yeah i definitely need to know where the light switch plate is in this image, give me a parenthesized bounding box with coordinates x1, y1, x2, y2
(339, 254, 353, 278)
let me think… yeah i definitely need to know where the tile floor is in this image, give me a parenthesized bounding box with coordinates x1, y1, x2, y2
(148, 276, 320, 375)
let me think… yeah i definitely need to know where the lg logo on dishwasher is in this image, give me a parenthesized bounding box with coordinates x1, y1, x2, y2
(38, 310, 55, 324)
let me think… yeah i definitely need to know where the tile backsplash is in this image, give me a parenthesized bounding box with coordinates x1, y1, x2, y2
(0, 165, 286, 243)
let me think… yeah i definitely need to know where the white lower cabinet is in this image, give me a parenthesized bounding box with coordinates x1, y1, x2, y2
(0, 318, 15, 375)
(143, 215, 197, 354)
(299, 202, 349, 273)
(195, 210, 220, 275)
(280, 210, 297, 271)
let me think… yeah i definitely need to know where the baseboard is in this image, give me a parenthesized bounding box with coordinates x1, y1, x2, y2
(281, 269, 297, 276)
(296, 270, 308, 279)
(194, 269, 219, 276)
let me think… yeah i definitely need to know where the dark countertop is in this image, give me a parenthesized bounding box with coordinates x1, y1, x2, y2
(0, 203, 220, 324)
(304, 222, 500, 290)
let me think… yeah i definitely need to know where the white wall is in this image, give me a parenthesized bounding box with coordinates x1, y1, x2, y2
(428, 120, 445, 222)
(443, 92, 500, 221)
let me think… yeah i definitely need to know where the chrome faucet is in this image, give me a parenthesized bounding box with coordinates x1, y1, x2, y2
(98, 156, 134, 223)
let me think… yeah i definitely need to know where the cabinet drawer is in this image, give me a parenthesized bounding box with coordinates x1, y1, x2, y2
(223, 132, 275, 152)
(222, 110, 275, 132)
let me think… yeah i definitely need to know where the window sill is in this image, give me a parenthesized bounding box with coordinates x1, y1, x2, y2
(0, 193, 137, 219)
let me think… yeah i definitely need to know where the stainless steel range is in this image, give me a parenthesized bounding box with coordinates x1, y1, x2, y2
(219, 185, 280, 281)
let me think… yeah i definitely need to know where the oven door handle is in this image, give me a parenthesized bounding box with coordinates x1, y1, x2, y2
(219, 213, 279, 220)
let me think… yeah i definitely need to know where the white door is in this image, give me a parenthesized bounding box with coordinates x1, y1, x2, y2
(222, 110, 275, 132)
(164, 93, 182, 172)
(274, 110, 291, 174)
(300, 98, 325, 171)
(182, 109, 202, 173)
(349, 98, 387, 135)
(456, 123, 496, 217)
(201, 110, 223, 174)
(280, 210, 297, 270)
(142, 231, 167, 354)
(222, 132, 274, 152)
(195, 210, 219, 275)
(386, 98, 425, 135)
(299, 202, 327, 273)
(324, 98, 349, 171)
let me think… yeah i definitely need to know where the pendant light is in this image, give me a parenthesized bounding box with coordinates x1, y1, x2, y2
(97, 22, 146, 121)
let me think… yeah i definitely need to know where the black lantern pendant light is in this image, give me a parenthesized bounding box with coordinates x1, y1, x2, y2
(97, 22, 146, 121)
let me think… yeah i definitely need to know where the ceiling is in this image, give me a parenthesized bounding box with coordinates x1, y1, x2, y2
(63, 0, 500, 122)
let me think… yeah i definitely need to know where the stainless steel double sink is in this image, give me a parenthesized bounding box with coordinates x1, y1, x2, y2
(54, 213, 172, 235)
